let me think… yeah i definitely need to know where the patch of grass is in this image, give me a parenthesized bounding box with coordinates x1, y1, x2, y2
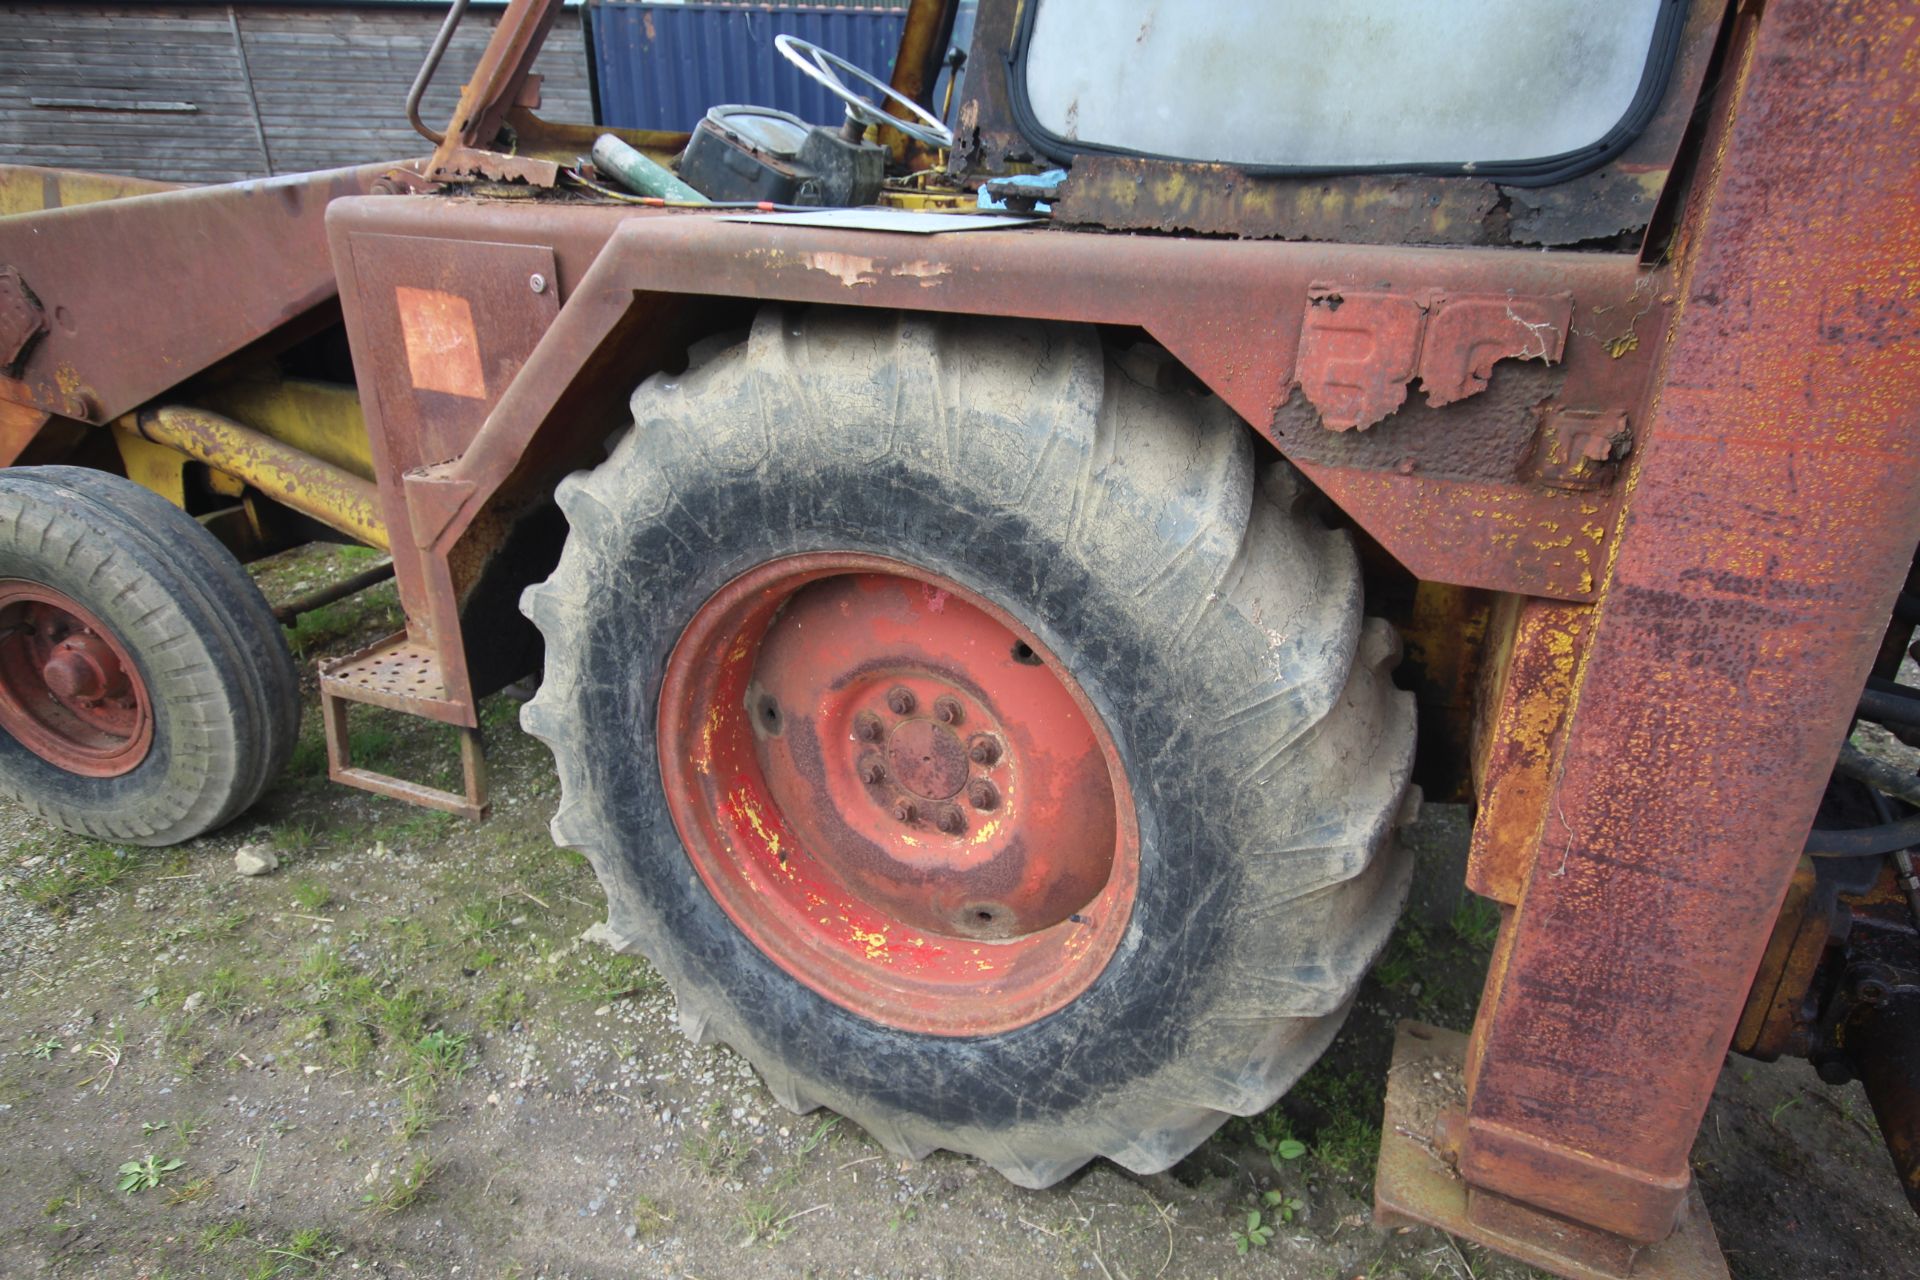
(289, 879, 331, 912)
(397, 1084, 438, 1141)
(200, 1218, 248, 1252)
(276, 822, 320, 855)
(685, 1129, 750, 1182)
(455, 896, 511, 939)
(203, 967, 247, 1020)
(567, 951, 661, 1004)
(479, 986, 529, 1031)
(1313, 1109, 1380, 1177)
(164, 1174, 214, 1205)
(257, 1226, 337, 1275)
(736, 1198, 810, 1247)
(287, 731, 328, 779)
(631, 1193, 674, 1237)
(407, 1028, 469, 1080)
(797, 1115, 840, 1156)
(361, 1151, 437, 1215)
(1371, 917, 1430, 992)
(1449, 893, 1502, 953)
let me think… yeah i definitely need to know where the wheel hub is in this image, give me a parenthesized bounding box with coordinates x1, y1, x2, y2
(0, 581, 152, 776)
(658, 553, 1139, 1036)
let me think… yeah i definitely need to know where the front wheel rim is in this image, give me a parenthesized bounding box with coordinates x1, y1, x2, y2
(658, 552, 1140, 1037)
(0, 580, 153, 777)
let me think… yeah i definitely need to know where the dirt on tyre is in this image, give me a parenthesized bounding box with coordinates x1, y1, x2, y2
(0, 467, 300, 846)
(522, 308, 1416, 1186)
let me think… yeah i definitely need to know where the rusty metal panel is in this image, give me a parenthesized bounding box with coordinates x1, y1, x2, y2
(1459, 0, 1920, 1245)
(318, 192, 1667, 717)
(1466, 597, 1589, 907)
(0, 163, 391, 424)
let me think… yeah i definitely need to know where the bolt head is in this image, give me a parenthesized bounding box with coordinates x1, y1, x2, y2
(854, 713, 884, 743)
(860, 759, 886, 785)
(529, 272, 548, 294)
(967, 779, 998, 811)
(891, 799, 917, 824)
(886, 686, 916, 716)
(967, 735, 1002, 766)
(933, 696, 963, 725)
(935, 805, 966, 834)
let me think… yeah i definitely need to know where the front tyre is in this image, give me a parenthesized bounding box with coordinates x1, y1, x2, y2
(0, 467, 299, 845)
(522, 309, 1415, 1186)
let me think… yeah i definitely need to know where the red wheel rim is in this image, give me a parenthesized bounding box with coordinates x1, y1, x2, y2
(0, 581, 153, 777)
(658, 553, 1140, 1036)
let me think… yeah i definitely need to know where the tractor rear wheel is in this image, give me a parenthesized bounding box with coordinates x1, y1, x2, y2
(522, 308, 1415, 1186)
(0, 467, 299, 845)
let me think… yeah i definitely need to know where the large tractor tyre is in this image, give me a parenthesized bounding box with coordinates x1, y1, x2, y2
(523, 309, 1416, 1186)
(0, 467, 300, 846)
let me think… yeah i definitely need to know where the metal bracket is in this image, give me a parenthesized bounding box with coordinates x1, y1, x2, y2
(1374, 1022, 1730, 1280)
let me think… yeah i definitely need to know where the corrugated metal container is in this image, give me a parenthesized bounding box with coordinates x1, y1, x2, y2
(589, 2, 909, 133)
(0, 4, 593, 184)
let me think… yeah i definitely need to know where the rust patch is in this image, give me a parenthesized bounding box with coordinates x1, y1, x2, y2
(396, 286, 487, 401)
(1296, 285, 1574, 431)
(0, 266, 48, 373)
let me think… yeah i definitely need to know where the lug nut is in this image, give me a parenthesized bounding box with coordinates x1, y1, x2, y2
(933, 696, 963, 725)
(891, 799, 918, 824)
(886, 686, 916, 716)
(967, 734, 1002, 766)
(935, 804, 966, 834)
(855, 713, 884, 743)
(860, 759, 887, 785)
(967, 779, 999, 811)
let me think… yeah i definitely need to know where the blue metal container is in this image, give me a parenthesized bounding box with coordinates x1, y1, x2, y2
(588, 2, 910, 133)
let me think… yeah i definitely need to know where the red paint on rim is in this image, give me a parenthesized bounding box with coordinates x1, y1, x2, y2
(0, 581, 153, 777)
(658, 553, 1139, 1036)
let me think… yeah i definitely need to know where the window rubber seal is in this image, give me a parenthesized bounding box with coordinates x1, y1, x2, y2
(1004, 0, 1690, 190)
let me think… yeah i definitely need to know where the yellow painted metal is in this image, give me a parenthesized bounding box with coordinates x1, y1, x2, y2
(0, 164, 179, 217)
(136, 405, 388, 550)
(110, 424, 189, 509)
(195, 379, 374, 481)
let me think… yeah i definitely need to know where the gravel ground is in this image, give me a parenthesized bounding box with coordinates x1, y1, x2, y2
(0, 544, 1915, 1280)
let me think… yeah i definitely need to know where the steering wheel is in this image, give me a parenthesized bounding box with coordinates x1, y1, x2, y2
(776, 34, 955, 150)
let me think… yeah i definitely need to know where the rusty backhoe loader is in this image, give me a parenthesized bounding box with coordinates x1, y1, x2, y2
(1, 3, 1916, 1277)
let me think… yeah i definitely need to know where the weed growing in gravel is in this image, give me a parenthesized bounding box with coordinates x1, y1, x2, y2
(397, 1083, 438, 1140)
(685, 1129, 750, 1181)
(631, 1193, 674, 1237)
(1371, 917, 1429, 991)
(737, 1198, 819, 1247)
(361, 1152, 436, 1215)
(256, 1226, 337, 1275)
(567, 951, 661, 1003)
(26, 1036, 60, 1059)
(16, 843, 141, 917)
(1449, 893, 1502, 952)
(479, 986, 529, 1031)
(289, 880, 331, 912)
(408, 1027, 470, 1079)
(116, 1152, 184, 1193)
(199, 1218, 248, 1252)
(203, 967, 247, 1020)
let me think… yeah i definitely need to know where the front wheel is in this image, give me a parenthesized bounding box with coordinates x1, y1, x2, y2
(0, 467, 299, 845)
(522, 309, 1416, 1186)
